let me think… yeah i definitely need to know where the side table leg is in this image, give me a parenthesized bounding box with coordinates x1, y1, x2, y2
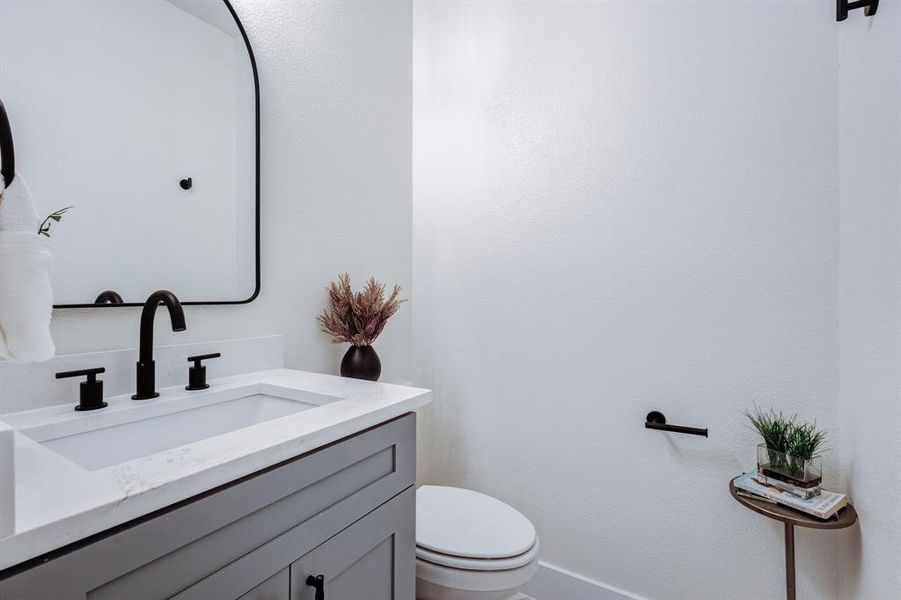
(785, 522, 796, 600)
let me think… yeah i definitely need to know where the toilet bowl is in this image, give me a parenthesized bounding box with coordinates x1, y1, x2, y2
(416, 486, 539, 600)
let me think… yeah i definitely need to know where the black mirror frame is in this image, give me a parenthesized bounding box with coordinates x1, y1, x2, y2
(54, 0, 261, 309)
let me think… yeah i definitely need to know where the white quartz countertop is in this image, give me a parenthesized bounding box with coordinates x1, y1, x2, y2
(0, 369, 431, 571)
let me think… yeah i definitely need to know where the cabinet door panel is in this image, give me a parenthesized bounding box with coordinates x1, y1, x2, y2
(291, 488, 415, 600)
(238, 569, 289, 600)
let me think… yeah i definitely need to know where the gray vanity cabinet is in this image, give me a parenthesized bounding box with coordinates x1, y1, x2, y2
(173, 489, 414, 600)
(290, 487, 415, 600)
(0, 414, 416, 600)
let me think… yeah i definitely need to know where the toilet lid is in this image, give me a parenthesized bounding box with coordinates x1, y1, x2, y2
(416, 537, 540, 571)
(416, 486, 537, 560)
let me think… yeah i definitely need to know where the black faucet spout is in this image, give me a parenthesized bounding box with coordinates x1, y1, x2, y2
(133, 290, 186, 400)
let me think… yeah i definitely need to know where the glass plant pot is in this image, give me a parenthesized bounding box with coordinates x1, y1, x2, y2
(756, 444, 822, 499)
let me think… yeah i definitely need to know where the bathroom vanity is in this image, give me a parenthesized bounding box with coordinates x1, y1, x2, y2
(0, 368, 431, 599)
(0, 0, 434, 595)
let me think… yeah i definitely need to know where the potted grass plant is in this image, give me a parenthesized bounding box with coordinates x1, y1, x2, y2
(745, 407, 826, 499)
(317, 273, 405, 381)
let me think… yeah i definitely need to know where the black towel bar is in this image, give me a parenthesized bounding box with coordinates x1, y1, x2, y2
(645, 411, 708, 437)
(0, 98, 14, 188)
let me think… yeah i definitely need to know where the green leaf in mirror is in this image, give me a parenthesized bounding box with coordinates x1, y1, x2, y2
(38, 206, 73, 238)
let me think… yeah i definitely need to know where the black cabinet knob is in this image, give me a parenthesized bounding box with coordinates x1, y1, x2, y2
(305, 574, 325, 600)
(186, 353, 221, 391)
(56, 367, 107, 411)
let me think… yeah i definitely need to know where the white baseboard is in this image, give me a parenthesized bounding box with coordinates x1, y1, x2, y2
(522, 562, 647, 600)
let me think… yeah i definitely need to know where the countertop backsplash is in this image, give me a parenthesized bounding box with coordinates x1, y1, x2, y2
(0, 335, 284, 415)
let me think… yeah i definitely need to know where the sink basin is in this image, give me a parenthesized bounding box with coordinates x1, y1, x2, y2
(20, 385, 340, 471)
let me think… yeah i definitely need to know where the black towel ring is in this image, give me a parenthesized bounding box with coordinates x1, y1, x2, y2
(0, 98, 15, 189)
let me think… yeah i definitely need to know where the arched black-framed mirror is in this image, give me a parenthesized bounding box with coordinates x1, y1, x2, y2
(0, 99, 14, 188)
(0, 0, 260, 307)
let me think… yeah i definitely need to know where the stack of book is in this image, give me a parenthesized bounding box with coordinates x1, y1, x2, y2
(734, 470, 848, 520)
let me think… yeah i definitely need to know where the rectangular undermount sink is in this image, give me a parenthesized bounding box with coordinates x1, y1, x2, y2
(21, 386, 340, 471)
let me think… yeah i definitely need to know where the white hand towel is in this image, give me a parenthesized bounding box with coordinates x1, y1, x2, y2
(0, 173, 39, 234)
(0, 170, 55, 362)
(0, 423, 14, 538)
(0, 237, 56, 362)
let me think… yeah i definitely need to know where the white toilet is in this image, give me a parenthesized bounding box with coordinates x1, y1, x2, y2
(415, 486, 540, 600)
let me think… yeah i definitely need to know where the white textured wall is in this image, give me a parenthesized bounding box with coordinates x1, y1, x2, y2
(412, 2, 840, 599)
(46, 0, 413, 380)
(838, 3, 901, 598)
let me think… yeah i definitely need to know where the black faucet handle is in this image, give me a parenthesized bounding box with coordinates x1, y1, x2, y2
(187, 353, 221, 365)
(186, 353, 221, 391)
(56, 367, 105, 381)
(56, 368, 107, 411)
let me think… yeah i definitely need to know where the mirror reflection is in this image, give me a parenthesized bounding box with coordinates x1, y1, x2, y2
(0, 0, 258, 306)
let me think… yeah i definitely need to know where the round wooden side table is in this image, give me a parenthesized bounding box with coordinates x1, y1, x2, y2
(729, 477, 857, 600)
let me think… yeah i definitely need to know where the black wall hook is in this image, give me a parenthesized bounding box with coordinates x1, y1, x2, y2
(0, 99, 15, 189)
(179, 177, 193, 190)
(837, 0, 878, 21)
(645, 411, 708, 437)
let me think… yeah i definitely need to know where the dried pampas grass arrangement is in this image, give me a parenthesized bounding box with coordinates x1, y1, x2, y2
(317, 273, 405, 347)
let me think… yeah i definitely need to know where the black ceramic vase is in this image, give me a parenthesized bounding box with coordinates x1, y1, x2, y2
(340, 345, 381, 381)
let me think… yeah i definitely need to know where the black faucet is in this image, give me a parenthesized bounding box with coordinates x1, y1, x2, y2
(132, 290, 186, 400)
